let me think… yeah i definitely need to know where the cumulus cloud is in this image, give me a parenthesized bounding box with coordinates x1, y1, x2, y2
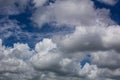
(48, 0, 96, 26)
(54, 25, 120, 53)
(80, 63, 120, 80)
(51, 24, 120, 79)
(32, 0, 115, 27)
(0, 38, 87, 80)
(0, 0, 120, 80)
(0, 40, 34, 80)
(0, 37, 120, 80)
(97, 0, 118, 5)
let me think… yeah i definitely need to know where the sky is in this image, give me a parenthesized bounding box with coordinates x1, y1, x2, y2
(0, 0, 120, 80)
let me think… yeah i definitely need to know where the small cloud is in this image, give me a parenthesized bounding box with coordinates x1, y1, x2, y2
(97, 0, 118, 5)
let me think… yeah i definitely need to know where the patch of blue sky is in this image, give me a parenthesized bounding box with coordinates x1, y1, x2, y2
(93, 0, 120, 25)
(80, 54, 91, 68)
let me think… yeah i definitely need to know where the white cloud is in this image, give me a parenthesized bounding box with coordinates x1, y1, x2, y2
(80, 63, 120, 80)
(30, 0, 120, 79)
(33, 0, 47, 7)
(31, 6, 52, 28)
(0, 18, 21, 39)
(0, 37, 120, 80)
(35, 38, 56, 53)
(32, 0, 115, 27)
(30, 39, 81, 76)
(0, 43, 34, 80)
(0, 0, 120, 80)
(48, 0, 96, 26)
(9, 43, 33, 60)
(97, 0, 118, 5)
(51, 23, 120, 79)
(0, 38, 82, 80)
(91, 50, 120, 69)
(30, 50, 61, 70)
(54, 25, 120, 53)
(79, 63, 98, 79)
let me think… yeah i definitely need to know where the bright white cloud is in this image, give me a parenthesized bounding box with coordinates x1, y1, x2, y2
(35, 38, 56, 53)
(30, 49, 61, 70)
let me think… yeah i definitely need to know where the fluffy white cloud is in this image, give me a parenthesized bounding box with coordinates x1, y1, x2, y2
(30, 39, 61, 70)
(48, 0, 96, 26)
(0, 0, 120, 80)
(79, 63, 98, 79)
(30, 0, 120, 79)
(97, 0, 118, 5)
(0, 40, 34, 80)
(0, 37, 120, 80)
(0, 39, 83, 79)
(32, 0, 115, 27)
(0, 38, 81, 80)
(9, 43, 33, 60)
(30, 50, 61, 70)
(54, 25, 120, 53)
(30, 39, 81, 76)
(80, 63, 120, 80)
(35, 38, 56, 53)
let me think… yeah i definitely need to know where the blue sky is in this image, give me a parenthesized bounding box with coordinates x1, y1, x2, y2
(0, 0, 120, 80)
